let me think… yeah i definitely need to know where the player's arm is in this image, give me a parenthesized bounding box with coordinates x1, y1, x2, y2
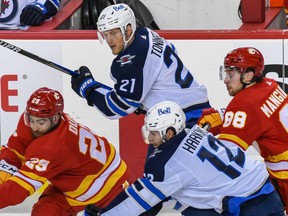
(71, 66, 142, 119)
(20, 0, 61, 26)
(0, 179, 31, 208)
(0, 145, 24, 184)
(0, 113, 34, 184)
(84, 178, 167, 215)
(0, 159, 18, 184)
(85, 176, 185, 216)
(197, 107, 225, 135)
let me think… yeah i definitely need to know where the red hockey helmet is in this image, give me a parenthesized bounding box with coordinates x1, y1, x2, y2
(224, 47, 264, 77)
(26, 87, 64, 118)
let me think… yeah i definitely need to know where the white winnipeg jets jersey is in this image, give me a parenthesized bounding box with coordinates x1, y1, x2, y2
(0, 0, 32, 29)
(0, 0, 56, 29)
(90, 28, 210, 119)
(100, 126, 271, 215)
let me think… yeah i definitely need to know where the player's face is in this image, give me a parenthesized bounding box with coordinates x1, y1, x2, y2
(166, 129, 176, 141)
(102, 28, 124, 55)
(223, 67, 243, 96)
(27, 115, 54, 138)
(148, 131, 163, 148)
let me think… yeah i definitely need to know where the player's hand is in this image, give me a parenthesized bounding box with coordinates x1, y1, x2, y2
(71, 66, 100, 106)
(84, 204, 100, 216)
(20, 3, 49, 26)
(134, 106, 147, 115)
(197, 108, 225, 135)
(0, 159, 18, 184)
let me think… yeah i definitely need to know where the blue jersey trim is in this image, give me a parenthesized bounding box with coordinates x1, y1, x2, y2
(184, 101, 211, 120)
(223, 179, 274, 216)
(121, 97, 141, 108)
(140, 178, 166, 200)
(126, 186, 151, 210)
(174, 200, 183, 210)
(106, 92, 128, 117)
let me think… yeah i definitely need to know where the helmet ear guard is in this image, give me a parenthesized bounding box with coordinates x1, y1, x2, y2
(143, 101, 186, 143)
(141, 125, 150, 144)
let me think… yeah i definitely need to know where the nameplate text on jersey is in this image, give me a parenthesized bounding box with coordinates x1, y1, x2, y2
(181, 126, 208, 154)
(150, 31, 164, 58)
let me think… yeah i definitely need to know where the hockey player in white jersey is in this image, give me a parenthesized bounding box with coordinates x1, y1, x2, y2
(0, 0, 61, 29)
(84, 101, 284, 216)
(71, 3, 210, 125)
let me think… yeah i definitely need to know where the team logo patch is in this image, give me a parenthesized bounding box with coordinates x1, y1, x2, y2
(148, 149, 162, 159)
(1, 0, 10, 13)
(117, 54, 135, 65)
(0, 0, 18, 22)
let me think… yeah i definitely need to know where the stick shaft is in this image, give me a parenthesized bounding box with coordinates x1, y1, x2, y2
(0, 40, 77, 76)
(0, 40, 111, 89)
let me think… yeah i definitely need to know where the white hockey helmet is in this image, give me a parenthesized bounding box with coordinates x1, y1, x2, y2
(96, 3, 136, 49)
(142, 101, 186, 143)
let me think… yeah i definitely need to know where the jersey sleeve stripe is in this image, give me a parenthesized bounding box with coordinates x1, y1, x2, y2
(110, 92, 131, 110)
(139, 178, 166, 200)
(108, 91, 140, 112)
(10, 171, 46, 195)
(126, 184, 152, 210)
(106, 93, 128, 117)
(218, 134, 249, 150)
(121, 97, 141, 108)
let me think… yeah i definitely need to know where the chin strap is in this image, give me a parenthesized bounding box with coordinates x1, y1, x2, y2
(240, 73, 256, 89)
(122, 28, 135, 51)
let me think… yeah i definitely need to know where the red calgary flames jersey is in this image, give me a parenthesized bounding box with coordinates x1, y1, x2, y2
(0, 113, 130, 211)
(219, 78, 288, 179)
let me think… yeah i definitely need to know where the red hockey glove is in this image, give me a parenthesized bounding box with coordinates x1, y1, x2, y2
(197, 108, 225, 135)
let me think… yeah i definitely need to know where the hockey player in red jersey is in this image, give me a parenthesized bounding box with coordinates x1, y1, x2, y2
(0, 87, 130, 215)
(198, 47, 288, 214)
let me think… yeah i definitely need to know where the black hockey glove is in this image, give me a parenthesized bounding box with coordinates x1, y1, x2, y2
(84, 204, 100, 216)
(134, 106, 147, 115)
(71, 66, 100, 106)
(20, 0, 60, 26)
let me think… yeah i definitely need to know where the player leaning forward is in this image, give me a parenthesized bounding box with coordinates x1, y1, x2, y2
(71, 3, 210, 122)
(198, 47, 288, 214)
(85, 101, 284, 216)
(0, 87, 130, 215)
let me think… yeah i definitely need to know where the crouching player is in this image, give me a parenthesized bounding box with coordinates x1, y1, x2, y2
(0, 87, 130, 215)
(84, 101, 284, 216)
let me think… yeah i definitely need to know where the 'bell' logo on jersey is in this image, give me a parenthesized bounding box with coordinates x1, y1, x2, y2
(117, 55, 135, 66)
(157, 107, 171, 115)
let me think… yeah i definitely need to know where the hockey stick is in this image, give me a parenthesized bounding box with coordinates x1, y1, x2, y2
(0, 40, 111, 89)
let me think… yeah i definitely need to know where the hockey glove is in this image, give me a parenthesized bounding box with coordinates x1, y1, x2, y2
(197, 107, 225, 135)
(84, 204, 100, 216)
(134, 106, 147, 115)
(20, 0, 60, 26)
(0, 159, 18, 184)
(71, 66, 100, 106)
